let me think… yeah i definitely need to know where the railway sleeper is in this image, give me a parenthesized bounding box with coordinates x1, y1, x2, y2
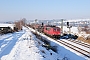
(61, 40, 90, 54)
(69, 40, 90, 48)
(57, 40, 90, 58)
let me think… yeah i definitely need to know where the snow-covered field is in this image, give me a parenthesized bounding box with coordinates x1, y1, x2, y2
(0, 27, 61, 60)
(0, 30, 25, 59)
(0, 26, 89, 60)
(63, 26, 78, 34)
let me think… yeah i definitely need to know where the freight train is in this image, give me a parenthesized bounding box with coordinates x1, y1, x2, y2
(29, 23, 78, 39)
(30, 23, 61, 38)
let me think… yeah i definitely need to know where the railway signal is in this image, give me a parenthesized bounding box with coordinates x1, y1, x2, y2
(67, 22, 72, 34)
(67, 22, 69, 26)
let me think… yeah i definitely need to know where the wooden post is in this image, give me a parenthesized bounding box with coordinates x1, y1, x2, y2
(29, 35, 32, 48)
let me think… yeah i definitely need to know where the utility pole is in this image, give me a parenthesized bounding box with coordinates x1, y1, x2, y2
(61, 19, 63, 35)
(35, 19, 37, 33)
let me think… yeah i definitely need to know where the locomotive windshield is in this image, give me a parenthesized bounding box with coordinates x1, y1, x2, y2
(53, 28, 60, 31)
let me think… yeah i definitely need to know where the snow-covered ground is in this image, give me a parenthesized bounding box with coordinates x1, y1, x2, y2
(28, 27, 88, 60)
(59, 26, 90, 38)
(0, 27, 61, 60)
(0, 26, 89, 60)
(0, 31, 25, 59)
(58, 26, 78, 34)
(63, 26, 78, 34)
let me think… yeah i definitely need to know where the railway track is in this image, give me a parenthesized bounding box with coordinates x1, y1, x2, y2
(68, 39, 90, 48)
(33, 31, 90, 59)
(29, 27, 90, 59)
(56, 39, 90, 59)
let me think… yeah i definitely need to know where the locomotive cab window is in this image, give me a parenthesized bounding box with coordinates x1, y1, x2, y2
(57, 28, 60, 31)
(53, 28, 60, 31)
(53, 28, 56, 31)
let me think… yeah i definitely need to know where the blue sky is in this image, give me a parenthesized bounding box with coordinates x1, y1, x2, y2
(0, 0, 90, 21)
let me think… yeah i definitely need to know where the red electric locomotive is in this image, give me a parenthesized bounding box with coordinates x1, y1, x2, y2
(30, 23, 61, 38)
(43, 25, 61, 38)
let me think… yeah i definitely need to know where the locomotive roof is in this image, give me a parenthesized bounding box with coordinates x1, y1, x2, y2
(45, 25, 56, 27)
(45, 25, 60, 28)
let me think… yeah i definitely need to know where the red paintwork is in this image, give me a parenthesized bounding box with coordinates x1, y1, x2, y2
(44, 25, 60, 36)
